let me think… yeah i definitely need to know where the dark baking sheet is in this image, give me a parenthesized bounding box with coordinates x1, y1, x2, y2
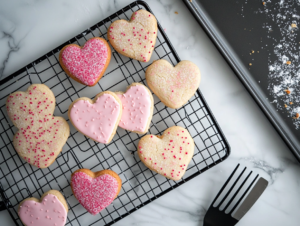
(183, 0, 300, 161)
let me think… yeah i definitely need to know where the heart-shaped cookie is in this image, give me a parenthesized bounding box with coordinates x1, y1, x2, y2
(59, 37, 111, 86)
(115, 83, 154, 134)
(108, 9, 157, 62)
(138, 126, 195, 181)
(6, 84, 70, 168)
(146, 59, 201, 109)
(71, 169, 122, 215)
(68, 91, 122, 144)
(18, 190, 68, 226)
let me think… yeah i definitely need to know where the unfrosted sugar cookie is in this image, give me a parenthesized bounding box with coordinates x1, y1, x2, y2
(68, 91, 122, 144)
(138, 126, 195, 181)
(115, 83, 154, 134)
(71, 169, 122, 215)
(59, 37, 111, 86)
(6, 84, 70, 168)
(146, 59, 201, 109)
(108, 9, 157, 62)
(18, 190, 68, 226)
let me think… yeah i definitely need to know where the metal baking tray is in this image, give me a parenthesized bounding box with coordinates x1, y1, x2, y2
(183, 0, 300, 161)
(0, 1, 230, 225)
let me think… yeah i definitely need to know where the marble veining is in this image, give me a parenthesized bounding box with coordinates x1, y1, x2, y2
(1, 0, 300, 226)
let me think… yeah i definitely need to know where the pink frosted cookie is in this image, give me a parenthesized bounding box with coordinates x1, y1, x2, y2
(59, 37, 111, 86)
(6, 84, 70, 168)
(115, 83, 154, 134)
(108, 9, 157, 62)
(146, 59, 201, 109)
(68, 91, 122, 144)
(71, 169, 122, 215)
(18, 190, 68, 226)
(138, 126, 195, 181)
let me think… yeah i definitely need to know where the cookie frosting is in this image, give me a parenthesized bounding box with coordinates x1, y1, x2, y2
(71, 172, 119, 215)
(60, 38, 109, 86)
(19, 194, 67, 226)
(117, 85, 152, 132)
(69, 93, 120, 144)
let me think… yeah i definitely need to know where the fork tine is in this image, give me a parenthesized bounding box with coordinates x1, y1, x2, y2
(223, 171, 253, 211)
(211, 164, 240, 206)
(229, 174, 259, 215)
(217, 166, 247, 208)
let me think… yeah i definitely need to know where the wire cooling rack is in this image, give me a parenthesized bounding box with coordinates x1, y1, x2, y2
(0, 1, 230, 225)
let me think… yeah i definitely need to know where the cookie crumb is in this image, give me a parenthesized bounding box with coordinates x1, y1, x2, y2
(189, 0, 192, 2)
(249, 63, 252, 66)
(286, 61, 291, 65)
(285, 89, 291, 95)
(284, 104, 288, 108)
(175, 11, 179, 14)
(262, 2, 266, 5)
(293, 113, 300, 119)
(291, 23, 297, 28)
(290, 102, 293, 105)
(252, 50, 255, 53)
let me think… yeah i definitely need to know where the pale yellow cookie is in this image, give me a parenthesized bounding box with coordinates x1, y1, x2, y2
(108, 9, 157, 62)
(6, 84, 70, 168)
(138, 126, 195, 181)
(146, 59, 201, 109)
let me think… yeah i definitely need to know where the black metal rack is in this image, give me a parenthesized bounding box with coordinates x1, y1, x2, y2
(0, 1, 230, 225)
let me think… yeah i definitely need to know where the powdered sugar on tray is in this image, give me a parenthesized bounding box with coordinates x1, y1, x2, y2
(246, 1, 300, 128)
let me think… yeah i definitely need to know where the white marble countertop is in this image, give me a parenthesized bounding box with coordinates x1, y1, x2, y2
(1, 0, 300, 225)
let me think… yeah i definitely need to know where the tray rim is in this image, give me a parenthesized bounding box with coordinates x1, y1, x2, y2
(0, 1, 231, 225)
(182, 0, 300, 162)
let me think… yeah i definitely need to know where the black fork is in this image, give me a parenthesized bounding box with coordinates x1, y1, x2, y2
(204, 164, 268, 226)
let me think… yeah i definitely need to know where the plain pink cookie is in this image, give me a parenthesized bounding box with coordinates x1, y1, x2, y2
(68, 91, 122, 144)
(115, 83, 153, 134)
(71, 169, 122, 215)
(59, 37, 111, 86)
(18, 191, 68, 226)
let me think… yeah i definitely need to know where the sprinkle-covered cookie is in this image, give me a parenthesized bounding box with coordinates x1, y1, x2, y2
(71, 169, 122, 215)
(146, 59, 201, 109)
(59, 37, 111, 86)
(68, 91, 122, 144)
(115, 83, 154, 134)
(18, 190, 68, 226)
(108, 9, 157, 62)
(6, 84, 70, 168)
(138, 126, 195, 181)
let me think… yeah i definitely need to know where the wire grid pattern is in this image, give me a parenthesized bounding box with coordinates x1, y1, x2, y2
(0, 1, 229, 226)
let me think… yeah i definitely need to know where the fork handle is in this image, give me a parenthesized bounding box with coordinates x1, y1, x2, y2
(204, 206, 238, 226)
